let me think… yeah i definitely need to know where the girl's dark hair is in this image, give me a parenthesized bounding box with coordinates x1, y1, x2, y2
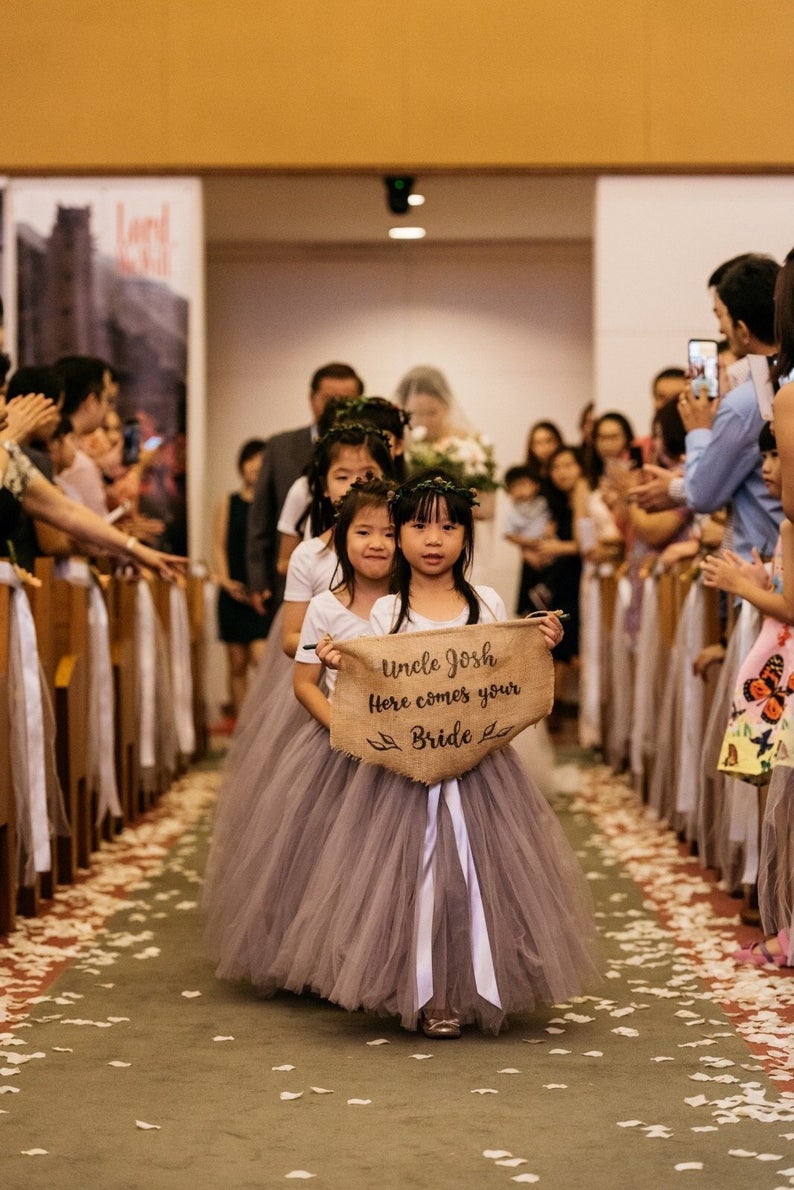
(774, 246, 794, 384)
(758, 419, 777, 453)
(390, 468, 479, 633)
(588, 411, 639, 487)
(326, 395, 409, 481)
(305, 424, 394, 536)
(653, 399, 686, 463)
(237, 437, 267, 472)
(332, 477, 394, 597)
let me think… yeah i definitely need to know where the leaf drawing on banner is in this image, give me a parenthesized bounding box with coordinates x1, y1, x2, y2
(366, 732, 402, 753)
(478, 721, 513, 744)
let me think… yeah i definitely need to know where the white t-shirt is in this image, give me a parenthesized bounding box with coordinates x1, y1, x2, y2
(277, 475, 311, 539)
(283, 536, 339, 602)
(370, 585, 506, 636)
(295, 588, 372, 694)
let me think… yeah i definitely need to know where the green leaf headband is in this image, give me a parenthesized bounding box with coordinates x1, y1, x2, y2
(389, 474, 480, 509)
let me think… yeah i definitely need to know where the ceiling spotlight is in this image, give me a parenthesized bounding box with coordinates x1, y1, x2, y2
(407, 193, 425, 207)
(384, 175, 415, 215)
(388, 227, 426, 240)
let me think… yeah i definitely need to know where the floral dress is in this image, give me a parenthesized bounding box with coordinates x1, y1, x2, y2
(718, 536, 794, 784)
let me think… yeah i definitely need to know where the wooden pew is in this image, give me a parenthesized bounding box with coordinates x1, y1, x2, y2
(106, 574, 140, 824)
(187, 573, 208, 762)
(39, 559, 92, 880)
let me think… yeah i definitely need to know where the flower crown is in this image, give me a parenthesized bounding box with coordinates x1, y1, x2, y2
(316, 422, 392, 452)
(331, 473, 392, 519)
(389, 474, 480, 509)
(333, 395, 412, 429)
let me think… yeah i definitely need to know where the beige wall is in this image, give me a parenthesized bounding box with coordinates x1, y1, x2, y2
(4, 1, 792, 172)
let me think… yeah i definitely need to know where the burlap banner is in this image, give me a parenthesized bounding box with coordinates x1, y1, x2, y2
(330, 619, 554, 785)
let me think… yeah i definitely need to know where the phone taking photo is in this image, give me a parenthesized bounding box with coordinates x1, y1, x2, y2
(687, 339, 720, 400)
(122, 418, 140, 465)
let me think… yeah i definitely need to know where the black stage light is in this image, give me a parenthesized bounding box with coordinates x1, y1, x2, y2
(384, 175, 415, 215)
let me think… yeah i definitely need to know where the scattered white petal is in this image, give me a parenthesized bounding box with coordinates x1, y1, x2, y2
(548, 1049, 571, 1056)
(545, 1027, 564, 1034)
(617, 1120, 644, 1128)
(347, 1098, 372, 1105)
(495, 1157, 527, 1167)
(366, 1038, 390, 1046)
(643, 1126, 672, 1139)
(583, 1050, 603, 1057)
(471, 1088, 498, 1095)
(181, 991, 202, 999)
(674, 1163, 703, 1171)
(511, 1176, 540, 1184)
(498, 1067, 521, 1074)
(310, 1087, 333, 1095)
(108, 1061, 131, 1068)
(691, 1126, 719, 1133)
(728, 1150, 757, 1158)
(757, 1153, 783, 1162)
(612, 1027, 640, 1038)
(284, 1173, 315, 1180)
(684, 1095, 708, 1107)
(175, 901, 196, 910)
(135, 1120, 161, 1130)
(543, 1084, 568, 1090)
(0, 1069, 19, 1077)
(213, 1036, 234, 1042)
(411, 1054, 433, 1060)
(280, 1092, 303, 1101)
(106, 1018, 130, 1024)
(0, 1086, 21, 1094)
(21, 1149, 49, 1156)
(610, 1007, 636, 1018)
(483, 1150, 513, 1159)
(272, 1065, 296, 1072)
(52, 1047, 73, 1053)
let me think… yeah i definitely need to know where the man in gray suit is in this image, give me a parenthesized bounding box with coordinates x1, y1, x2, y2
(246, 361, 364, 624)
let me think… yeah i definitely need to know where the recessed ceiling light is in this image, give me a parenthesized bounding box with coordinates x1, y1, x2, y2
(388, 227, 426, 240)
(407, 193, 425, 207)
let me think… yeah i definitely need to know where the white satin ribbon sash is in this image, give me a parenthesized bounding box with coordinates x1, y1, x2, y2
(56, 560, 121, 823)
(169, 585, 195, 756)
(415, 778, 501, 1012)
(0, 560, 50, 873)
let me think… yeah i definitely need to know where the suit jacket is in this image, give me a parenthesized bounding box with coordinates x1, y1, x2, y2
(246, 424, 313, 606)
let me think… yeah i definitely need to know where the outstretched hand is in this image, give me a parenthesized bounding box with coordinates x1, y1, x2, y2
(4, 394, 57, 444)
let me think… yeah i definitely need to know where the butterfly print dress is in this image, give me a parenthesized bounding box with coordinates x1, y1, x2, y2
(718, 538, 794, 784)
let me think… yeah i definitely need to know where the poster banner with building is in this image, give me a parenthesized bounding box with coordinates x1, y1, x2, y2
(4, 178, 204, 554)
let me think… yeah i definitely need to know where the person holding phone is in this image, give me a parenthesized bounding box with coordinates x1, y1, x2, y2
(634, 254, 782, 566)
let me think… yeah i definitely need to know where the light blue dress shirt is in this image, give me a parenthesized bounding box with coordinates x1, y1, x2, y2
(684, 377, 782, 560)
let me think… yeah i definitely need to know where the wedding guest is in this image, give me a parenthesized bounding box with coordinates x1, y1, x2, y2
(246, 362, 364, 626)
(213, 439, 268, 717)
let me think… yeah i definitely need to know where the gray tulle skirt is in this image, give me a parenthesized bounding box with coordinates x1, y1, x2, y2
(202, 608, 314, 934)
(206, 717, 359, 983)
(271, 744, 600, 1035)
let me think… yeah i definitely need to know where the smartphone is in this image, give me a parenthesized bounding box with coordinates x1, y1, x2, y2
(122, 418, 140, 465)
(688, 339, 720, 400)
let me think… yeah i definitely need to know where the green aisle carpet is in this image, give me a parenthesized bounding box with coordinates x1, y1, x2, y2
(2, 755, 794, 1190)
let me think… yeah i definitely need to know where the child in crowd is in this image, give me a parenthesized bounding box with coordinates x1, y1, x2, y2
(273, 470, 599, 1037)
(502, 464, 554, 613)
(209, 479, 396, 985)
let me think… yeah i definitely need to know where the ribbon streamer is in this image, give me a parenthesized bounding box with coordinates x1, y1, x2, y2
(415, 777, 501, 1012)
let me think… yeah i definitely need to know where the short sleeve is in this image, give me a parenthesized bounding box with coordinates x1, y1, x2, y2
(277, 476, 310, 537)
(295, 595, 327, 664)
(284, 542, 316, 601)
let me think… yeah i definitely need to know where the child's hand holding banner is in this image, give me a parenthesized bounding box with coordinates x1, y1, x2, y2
(330, 619, 554, 785)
